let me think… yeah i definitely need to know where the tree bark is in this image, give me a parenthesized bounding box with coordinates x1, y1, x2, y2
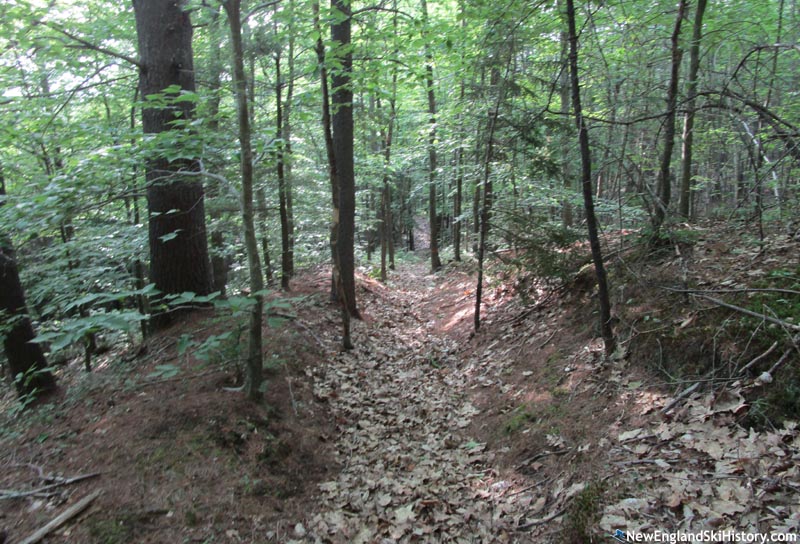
(275, 50, 292, 291)
(474, 62, 508, 331)
(558, 0, 573, 228)
(223, 0, 264, 400)
(565, 0, 616, 356)
(652, 0, 687, 234)
(313, 2, 339, 304)
(331, 0, 358, 320)
(205, 7, 229, 298)
(380, 4, 399, 281)
(0, 174, 56, 398)
(380, 92, 397, 281)
(283, 0, 296, 278)
(454, 0, 466, 261)
(679, 0, 707, 219)
(421, 0, 442, 272)
(132, 0, 213, 330)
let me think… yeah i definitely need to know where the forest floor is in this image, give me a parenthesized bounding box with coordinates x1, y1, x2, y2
(1, 224, 799, 543)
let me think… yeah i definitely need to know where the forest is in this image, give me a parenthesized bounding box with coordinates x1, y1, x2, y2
(0, 0, 799, 542)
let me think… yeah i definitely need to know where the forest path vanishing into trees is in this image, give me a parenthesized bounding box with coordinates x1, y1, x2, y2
(1, 231, 798, 543)
(287, 240, 800, 542)
(290, 258, 531, 542)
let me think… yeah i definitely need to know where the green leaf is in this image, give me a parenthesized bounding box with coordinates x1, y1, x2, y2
(158, 230, 182, 242)
(147, 364, 180, 380)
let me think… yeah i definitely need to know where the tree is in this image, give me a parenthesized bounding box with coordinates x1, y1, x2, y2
(652, 0, 687, 234)
(132, 0, 213, 329)
(0, 173, 56, 398)
(275, 45, 292, 291)
(222, 0, 265, 400)
(420, 0, 442, 272)
(565, 0, 615, 356)
(679, 0, 709, 219)
(330, 0, 359, 321)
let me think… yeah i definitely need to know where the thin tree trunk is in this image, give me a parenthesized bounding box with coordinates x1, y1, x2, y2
(454, 0, 466, 261)
(380, 3, 399, 281)
(565, 0, 616, 356)
(256, 187, 274, 285)
(380, 92, 397, 281)
(275, 50, 291, 291)
(313, 2, 339, 303)
(559, 0, 573, 227)
(284, 0, 296, 276)
(679, 0, 708, 219)
(474, 64, 508, 331)
(421, 0, 441, 272)
(206, 9, 229, 298)
(128, 88, 150, 338)
(653, 0, 687, 234)
(223, 0, 264, 399)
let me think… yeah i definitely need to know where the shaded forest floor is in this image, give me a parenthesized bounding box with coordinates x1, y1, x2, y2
(1, 223, 799, 543)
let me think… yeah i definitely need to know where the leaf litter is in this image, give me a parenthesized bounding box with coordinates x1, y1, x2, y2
(294, 266, 515, 542)
(290, 252, 799, 542)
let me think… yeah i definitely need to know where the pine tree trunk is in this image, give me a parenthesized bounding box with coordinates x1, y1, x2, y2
(132, 0, 213, 330)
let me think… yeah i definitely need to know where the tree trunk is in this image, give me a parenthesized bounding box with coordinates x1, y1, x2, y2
(256, 187, 274, 286)
(283, 0, 296, 277)
(566, 0, 616, 356)
(474, 65, 506, 331)
(223, 0, 264, 400)
(454, 0, 466, 261)
(0, 175, 57, 399)
(132, 0, 213, 330)
(652, 0, 687, 234)
(380, 91, 397, 282)
(205, 8, 229, 298)
(331, 0, 358, 321)
(275, 50, 292, 291)
(421, 0, 442, 272)
(558, 0, 573, 228)
(313, 2, 339, 304)
(679, 0, 708, 219)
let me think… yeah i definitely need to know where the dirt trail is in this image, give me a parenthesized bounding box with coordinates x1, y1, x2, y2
(4, 231, 797, 543)
(292, 260, 520, 543)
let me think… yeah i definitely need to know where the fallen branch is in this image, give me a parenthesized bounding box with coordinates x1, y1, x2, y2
(538, 328, 560, 349)
(766, 338, 799, 377)
(661, 382, 701, 414)
(0, 472, 100, 501)
(291, 319, 327, 347)
(517, 448, 571, 468)
(516, 505, 568, 530)
(18, 489, 102, 544)
(664, 286, 800, 297)
(682, 292, 800, 332)
(738, 341, 779, 375)
(135, 369, 221, 389)
(511, 289, 560, 325)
